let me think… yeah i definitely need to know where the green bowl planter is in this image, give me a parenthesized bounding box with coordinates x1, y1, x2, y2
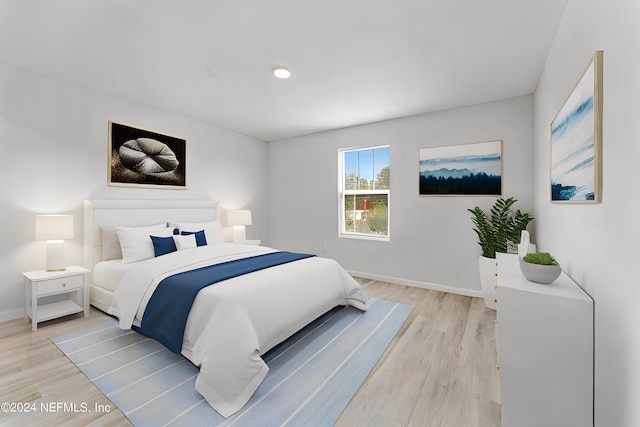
(518, 253, 561, 284)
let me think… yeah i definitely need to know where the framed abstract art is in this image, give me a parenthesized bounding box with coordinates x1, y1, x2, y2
(108, 121, 186, 189)
(550, 51, 603, 203)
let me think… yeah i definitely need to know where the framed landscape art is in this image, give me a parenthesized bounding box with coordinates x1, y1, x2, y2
(419, 140, 502, 196)
(550, 50, 603, 203)
(108, 121, 187, 189)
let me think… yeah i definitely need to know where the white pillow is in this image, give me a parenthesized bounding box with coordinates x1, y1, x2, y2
(173, 233, 197, 250)
(116, 223, 171, 263)
(176, 221, 224, 245)
(99, 224, 122, 261)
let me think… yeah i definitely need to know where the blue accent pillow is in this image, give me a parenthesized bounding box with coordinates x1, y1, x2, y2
(151, 235, 177, 257)
(181, 230, 207, 246)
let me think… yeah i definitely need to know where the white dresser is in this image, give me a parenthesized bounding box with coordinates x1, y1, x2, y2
(496, 254, 593, 427)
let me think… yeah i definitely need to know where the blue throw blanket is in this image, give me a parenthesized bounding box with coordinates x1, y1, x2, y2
(134, 251, 315, 354)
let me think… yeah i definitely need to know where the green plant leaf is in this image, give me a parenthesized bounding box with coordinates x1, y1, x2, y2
(468, 197, 534, 259)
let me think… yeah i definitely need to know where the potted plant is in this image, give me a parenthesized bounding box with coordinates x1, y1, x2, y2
(468, 197, 534, 308)
(519, 252, 561, 284)
(468, 197, 534, 258)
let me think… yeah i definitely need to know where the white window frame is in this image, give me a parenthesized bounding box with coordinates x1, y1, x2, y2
(338, 145, 390, 241)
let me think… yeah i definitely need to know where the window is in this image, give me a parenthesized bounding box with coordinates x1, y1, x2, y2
(339, 145, 390, 240)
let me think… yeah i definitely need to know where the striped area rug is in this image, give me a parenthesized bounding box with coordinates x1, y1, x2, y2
(52, 298, 412, 427)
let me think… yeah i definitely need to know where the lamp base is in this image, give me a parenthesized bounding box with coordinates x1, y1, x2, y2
(46, 240, 67, 271)
(232, 225, 247, 243)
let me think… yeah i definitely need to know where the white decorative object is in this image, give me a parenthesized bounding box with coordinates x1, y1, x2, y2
(35, 215, 74, 271)
(517, 230, 529, 257)
(497, 254, 593, 427)
(228, 210, 252, 243)
(517, 230, 537, 258)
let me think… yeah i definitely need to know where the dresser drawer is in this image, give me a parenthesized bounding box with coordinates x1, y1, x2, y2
(37, 274, 84, 295)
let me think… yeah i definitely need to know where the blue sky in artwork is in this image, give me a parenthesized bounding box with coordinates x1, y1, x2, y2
(419, 141, 502, 177)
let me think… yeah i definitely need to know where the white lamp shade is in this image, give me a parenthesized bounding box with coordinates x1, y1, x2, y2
(36, 215, 74, 240)
(227, 210, 252, 226)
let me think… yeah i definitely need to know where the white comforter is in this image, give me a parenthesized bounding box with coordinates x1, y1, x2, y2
(108, 243, 366, 417)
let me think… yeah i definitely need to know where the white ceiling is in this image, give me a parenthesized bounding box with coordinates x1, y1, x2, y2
(0, 0, 567, 142)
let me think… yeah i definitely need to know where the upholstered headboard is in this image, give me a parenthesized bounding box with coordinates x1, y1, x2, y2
(83, 199, 220, 271)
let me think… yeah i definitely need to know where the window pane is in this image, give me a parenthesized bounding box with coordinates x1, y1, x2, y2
(344, 151, 358, 191)
(343, 194, 389, 236)
(374, 146, 390, 189)
(358, 149, 374, 189)
(343, 146, 390, 191)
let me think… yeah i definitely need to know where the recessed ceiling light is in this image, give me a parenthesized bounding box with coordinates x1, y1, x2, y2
(272, 66, 291, 79)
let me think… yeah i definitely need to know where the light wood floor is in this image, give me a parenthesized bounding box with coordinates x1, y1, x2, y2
(0, 280, 500, 427)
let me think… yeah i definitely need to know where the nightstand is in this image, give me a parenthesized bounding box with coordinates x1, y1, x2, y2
(23, 266, 90, 331)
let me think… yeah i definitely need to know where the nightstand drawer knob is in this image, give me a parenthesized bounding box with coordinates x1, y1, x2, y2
(63, 283, 67, 287)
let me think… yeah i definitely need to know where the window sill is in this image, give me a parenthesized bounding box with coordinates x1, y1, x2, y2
(339, 233, 390, 242)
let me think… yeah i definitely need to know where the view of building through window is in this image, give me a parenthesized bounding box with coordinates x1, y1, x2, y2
(339, 145, 390, 239)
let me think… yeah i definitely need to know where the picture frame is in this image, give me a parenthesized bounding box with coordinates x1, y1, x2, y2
(108, 121, 186, 189)
(419, 140, 502, 196)
(550, 50, 603, 203)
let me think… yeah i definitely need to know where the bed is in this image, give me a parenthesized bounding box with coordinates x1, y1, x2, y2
(82, 199, 369, 417)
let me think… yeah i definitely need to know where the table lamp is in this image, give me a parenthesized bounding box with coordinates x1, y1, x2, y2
(227, 210, 252, 243)
(36, 214, 74, 271)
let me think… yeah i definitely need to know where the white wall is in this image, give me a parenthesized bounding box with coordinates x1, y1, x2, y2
(0, 62, 269, 321)
(533, 0, 640, 425)
(268, 95, 534, 295)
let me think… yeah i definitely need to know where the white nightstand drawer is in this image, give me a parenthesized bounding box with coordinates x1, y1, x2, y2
(37, 275, 84, 295)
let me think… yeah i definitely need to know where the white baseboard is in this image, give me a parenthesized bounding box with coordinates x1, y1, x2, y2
(0, 308, 25, 324)
(347, 271, 484, 299)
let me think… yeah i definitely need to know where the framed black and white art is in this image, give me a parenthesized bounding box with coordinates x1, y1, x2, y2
(108, 121, 186, 189)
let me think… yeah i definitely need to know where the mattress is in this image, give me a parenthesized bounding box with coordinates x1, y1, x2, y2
(93, 259, 129, 292)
